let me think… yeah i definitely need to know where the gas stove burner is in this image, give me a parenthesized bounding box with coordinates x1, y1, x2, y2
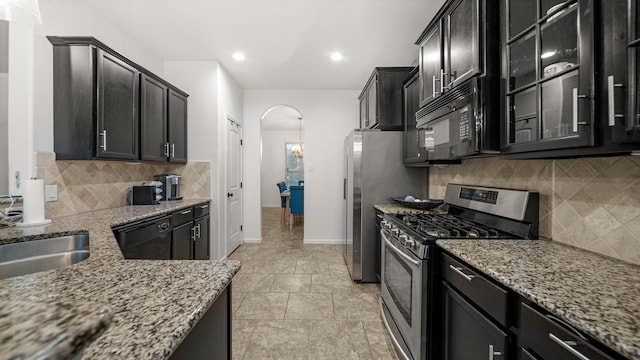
(392, 212, 513, 240)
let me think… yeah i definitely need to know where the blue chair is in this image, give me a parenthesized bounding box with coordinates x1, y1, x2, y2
(289, 185, 304, 228)
(276, 182, 288, 223)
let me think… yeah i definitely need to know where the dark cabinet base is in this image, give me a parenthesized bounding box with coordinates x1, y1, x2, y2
(170, 285, 231, 360)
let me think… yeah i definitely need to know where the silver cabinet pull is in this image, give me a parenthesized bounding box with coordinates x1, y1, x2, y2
(488, 345, 503, 360)
(572, 88, 588, 132)
(164, 143, 170, 157)
(99, 130, 107, 151)
(196, 223, 201, 238)
(548, 333, 590, 360)
(171, 143, 176, 158)
(449, 264, 475, 282)
(433, 75, 441, 96)
(440, 69, 448, 92)
(607, 75, 624, 127)
(198, 204, 209, 209)
(180, 210, 192, 215)
(191, 226, 196, 241)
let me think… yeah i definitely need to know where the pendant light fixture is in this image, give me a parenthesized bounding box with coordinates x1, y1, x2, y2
(0, 0, 42, 24)
(291, 116, 304, 159)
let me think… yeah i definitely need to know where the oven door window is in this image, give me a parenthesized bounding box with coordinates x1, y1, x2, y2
(384, 246, 414, 325)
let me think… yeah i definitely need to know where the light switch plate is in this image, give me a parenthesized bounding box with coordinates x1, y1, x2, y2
(45, 185, 58, 202)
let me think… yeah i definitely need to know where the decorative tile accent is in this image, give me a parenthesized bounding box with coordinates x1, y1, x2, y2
(35, 152, 210, 218)
(428, 155, 640, 265)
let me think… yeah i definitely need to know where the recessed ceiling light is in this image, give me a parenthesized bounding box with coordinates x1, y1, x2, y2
(330, 52, 343, 62)
(233, 52, 246, 62)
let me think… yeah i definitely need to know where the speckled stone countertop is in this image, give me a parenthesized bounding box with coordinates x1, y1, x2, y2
(374, 203, 438, 214)
(437, 240, 640, 360)
(0, 199, 241, 359)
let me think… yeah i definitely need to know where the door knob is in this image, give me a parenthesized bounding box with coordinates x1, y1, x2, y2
(227, 192, 233, 198)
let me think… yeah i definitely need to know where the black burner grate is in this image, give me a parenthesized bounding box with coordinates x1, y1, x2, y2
(397, 213, 512, 240)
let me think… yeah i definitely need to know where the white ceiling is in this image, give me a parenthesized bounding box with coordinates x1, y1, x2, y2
(82, 0, 446, 90)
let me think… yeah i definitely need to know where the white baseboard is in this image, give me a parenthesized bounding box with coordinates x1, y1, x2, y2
(303, 238, 345, 245)
(243, 237, 262, 244)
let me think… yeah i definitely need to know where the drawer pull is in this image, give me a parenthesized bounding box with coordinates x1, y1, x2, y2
(198, 204, 209, 209)
(180, 210, 192, 215)
(488, 345, 502, 360)
(449, 264, 476, 282)
(548, 333, 590, 360)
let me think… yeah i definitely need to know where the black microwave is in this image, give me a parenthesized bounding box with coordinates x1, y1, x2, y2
(416, 76, 500, 161)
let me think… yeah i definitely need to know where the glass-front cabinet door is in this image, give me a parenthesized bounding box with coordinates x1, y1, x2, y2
(607, 0, 640, 144)
(502, 0, 594, 154)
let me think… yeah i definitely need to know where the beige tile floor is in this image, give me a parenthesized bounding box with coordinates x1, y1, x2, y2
(229, 207, 400, 360)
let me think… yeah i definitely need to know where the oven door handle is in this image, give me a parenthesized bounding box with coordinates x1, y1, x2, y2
(384, 237, 421, 267)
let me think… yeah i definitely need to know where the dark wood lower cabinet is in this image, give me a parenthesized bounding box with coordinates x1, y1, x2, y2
(170, 285, 231, 360)
(172, 221, 193, 260)
(442, 282, 509, 360)
(194, 215, 210, 260)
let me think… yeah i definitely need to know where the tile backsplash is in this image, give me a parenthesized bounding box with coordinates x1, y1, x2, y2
(35, 152, 210, 218)
(429, 155, 640, 265)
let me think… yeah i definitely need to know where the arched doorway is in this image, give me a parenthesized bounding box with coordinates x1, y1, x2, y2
(260, 105, 305, 238)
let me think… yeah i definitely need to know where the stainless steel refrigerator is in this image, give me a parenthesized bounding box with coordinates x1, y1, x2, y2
(344, 129, 427, 282)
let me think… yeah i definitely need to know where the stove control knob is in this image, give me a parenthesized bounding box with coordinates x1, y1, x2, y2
(405, 238, 416, 249)
(383, 221, 393, 230)
(399, 234, 408, 244)
(391, 228, 399, 236)
(380, 220, 388, 228)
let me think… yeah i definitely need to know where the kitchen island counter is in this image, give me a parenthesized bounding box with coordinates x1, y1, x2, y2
(0, 199, 240, 359)
(437, 239, 640, 360)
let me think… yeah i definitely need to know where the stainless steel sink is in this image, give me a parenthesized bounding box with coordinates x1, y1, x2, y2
(0, 234, 90, 279)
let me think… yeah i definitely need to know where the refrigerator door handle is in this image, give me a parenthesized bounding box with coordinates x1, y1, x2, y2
(343, 178, 347, 199)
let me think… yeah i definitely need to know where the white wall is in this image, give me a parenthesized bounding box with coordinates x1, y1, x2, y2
(216, 64, 243, 258)
(243, 90, 359, 243)
(261, 129, 300, 207)
(163, 61, 243, 260)
(0, 21, 8, 194)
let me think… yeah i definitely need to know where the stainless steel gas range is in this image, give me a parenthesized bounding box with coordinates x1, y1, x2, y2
(380, 184, 539, 360)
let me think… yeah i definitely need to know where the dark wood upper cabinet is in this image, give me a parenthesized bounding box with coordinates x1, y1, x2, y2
(601, 1, 640, 147)
(417, 0, 494, 108)
(96, 50, 140, 160)
(402, 68, 426, 164)
(358, 67, 414, 130)
(48, 36, 189, 163)
(168, 89, 188, 163)
(141, 75, 168, 162)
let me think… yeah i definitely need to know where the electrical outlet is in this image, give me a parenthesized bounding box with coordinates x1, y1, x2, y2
(45, 185, 58, 202)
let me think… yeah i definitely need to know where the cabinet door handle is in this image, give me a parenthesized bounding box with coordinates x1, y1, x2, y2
(171, 143, 176, 158)
(607, 75, 624, 127)
(433, 75, 441, 96)
(196, 224, 201, 238)
(449, 264, 475, 282)
(488, 345, 503, 360)
(572, 88, 588, 132)
(100, 130, 107, 151)
(191, 226, 196, 241)
(548, 333, 590, 360)
(440, 69, 447, 93)
(164, 143, 170, 157)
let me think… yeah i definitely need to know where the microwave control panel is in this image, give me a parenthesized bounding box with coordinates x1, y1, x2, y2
(459, 106, 470, 142)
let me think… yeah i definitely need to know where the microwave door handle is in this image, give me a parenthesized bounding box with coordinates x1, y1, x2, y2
(433, 75, 441, 97)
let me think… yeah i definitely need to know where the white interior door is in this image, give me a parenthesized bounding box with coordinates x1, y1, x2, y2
(226, 116, 243, 255)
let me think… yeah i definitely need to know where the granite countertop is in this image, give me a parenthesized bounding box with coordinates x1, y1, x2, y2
(437, 240, 640, 360)
(0, 199, 241, 359)
(374, 203, 438, 215)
